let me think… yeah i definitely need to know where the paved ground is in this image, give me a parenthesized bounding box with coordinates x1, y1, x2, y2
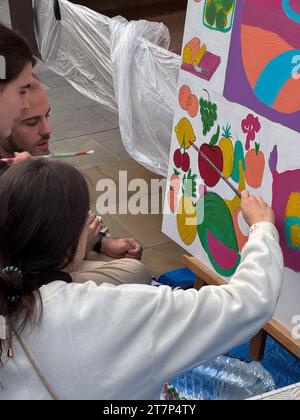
(0, 0, 187, 278)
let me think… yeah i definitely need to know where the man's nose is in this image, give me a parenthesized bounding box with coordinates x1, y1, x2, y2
(21, 95, 30, 111)
(40, 118, 52, 137)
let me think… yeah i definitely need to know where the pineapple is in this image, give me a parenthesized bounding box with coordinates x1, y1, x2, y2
(219, 124, 234, 178)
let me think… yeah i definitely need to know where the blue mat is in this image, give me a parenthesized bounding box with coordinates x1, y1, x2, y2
(158, 268, 196, 288)
(226, 336, 300, 388)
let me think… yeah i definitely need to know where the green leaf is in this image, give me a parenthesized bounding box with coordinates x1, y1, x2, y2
(181, 134, 186, 151)
(222, 124, 232, 139)
(255, 142, 260, 155)
(182, 170, 197, 198)
(209, 125, 220, 146)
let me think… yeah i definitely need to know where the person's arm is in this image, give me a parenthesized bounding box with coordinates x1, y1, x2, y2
(63, 192, 283, 396)
(85, 212, 111, 255)
(100, 237, 143, 260)
(150, 191, 284, 382)
(150, 220, 283, 382)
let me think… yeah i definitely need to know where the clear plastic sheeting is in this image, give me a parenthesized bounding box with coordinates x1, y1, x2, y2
(110, 17, 180, 175)
(33, 0, 118, 113)
(170, 355, 276, 400)
(33, 0, 181, 175)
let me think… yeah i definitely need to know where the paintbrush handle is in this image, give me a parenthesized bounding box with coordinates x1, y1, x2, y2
(190, 142, 241, 199)
(0, 150, 94, 163)
(41, 150, 95, 159)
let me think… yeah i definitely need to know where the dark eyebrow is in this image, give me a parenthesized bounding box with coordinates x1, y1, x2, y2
(21, 83, 32, 90)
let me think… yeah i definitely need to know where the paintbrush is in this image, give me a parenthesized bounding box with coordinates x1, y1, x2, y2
(42, 150, 95, 159)
(189, 141, 241, 199)
(0, 150, 95, 163)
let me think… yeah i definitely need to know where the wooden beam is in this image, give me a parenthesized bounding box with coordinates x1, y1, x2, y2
(8, 0, 41, 58)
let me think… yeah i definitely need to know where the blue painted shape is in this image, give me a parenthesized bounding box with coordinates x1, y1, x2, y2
(254, 50, 300, 107)
(285, 216, 300, 249)
(231, 140, 245, 183)
(282, 0, 300, 23)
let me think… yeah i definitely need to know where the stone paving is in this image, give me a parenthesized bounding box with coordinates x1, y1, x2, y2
(0, 0, 187, 278)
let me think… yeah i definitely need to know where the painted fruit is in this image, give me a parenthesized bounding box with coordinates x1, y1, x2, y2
(219, 125, 234, 178)
(179, 85, 191, 110)
(181, 153, 191, 172)
(222, 0, 234, 14)
(175, 118, 196, 149)
(231, 140, 245, 183)
(216, 8, 227, 29)
(177, 197, 197, 245)
(245, 143, 265, 189)
(173, 149, 182, 169)
(168, 172, 180, 213)
(199, 93, 218, 136)
(198, 144, 223, 187)
(186, 94, 199, 118)
(197, 191, 240, 277)
(205, 0, 217, 26)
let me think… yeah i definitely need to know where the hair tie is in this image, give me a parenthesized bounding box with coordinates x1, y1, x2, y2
(2, 266, 22, 275)
(2, 267, 22, 305)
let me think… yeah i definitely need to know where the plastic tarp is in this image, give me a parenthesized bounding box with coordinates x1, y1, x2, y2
(33, 0, 181, 175)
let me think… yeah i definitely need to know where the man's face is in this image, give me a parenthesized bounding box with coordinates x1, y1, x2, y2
(0, 62, 33, 138)
(9, 84, 52, 156)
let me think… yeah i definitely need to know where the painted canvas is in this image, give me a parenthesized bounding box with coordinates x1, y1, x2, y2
(224, 0, 300, 133)
(163, 0, 300, 333)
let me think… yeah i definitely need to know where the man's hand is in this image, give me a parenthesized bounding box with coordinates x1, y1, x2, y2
(101, 237, 144, 260)
(86, 212, 105, 253)
(10, 152, 32, 164)
(241, 190, 275, 227)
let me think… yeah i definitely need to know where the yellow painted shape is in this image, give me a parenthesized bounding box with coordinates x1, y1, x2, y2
(192, 44, 207, 66)
(291, 225, 300, 247)
(286, 192, 300, 218)
(225, 161, 245, 215)
(175, 118, 196, 149)
(177, 197, 197, 245)
(183, 38, 201, 65)
(219, 137, 234, 178)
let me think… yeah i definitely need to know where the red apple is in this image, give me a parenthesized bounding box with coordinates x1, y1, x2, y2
(198, 144, 223, 187)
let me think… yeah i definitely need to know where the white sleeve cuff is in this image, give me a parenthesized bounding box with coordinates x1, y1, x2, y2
(249, 221, 280, 243)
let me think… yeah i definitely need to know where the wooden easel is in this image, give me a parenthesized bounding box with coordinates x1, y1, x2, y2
(182, 255, 300, 361)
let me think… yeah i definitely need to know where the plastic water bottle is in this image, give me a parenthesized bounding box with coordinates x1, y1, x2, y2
(170, 356, 276, 400)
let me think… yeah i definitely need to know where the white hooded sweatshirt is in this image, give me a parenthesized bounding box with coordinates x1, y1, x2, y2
(0, 222, 283, 400)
